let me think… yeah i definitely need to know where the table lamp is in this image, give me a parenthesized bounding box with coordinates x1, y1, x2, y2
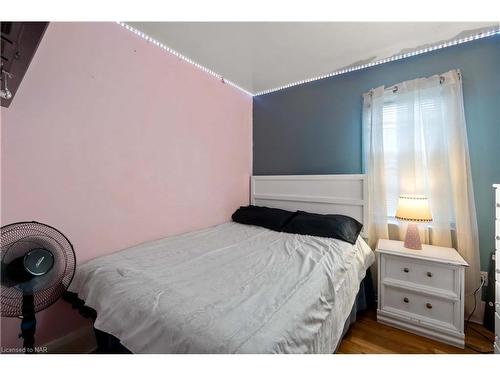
(395, 195, 432, 250)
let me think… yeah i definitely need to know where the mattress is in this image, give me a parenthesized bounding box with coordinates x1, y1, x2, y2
(68, 222, 375, 353)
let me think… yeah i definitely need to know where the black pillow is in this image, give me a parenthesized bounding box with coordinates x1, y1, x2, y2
(231, 205, 296, 232)
(282, 211, 363, 244)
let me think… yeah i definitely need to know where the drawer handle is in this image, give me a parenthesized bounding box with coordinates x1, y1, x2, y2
(426, 271, 432, 277)
(403, 267, 409, 273)
(496, 235, 500, 240)
(403, 297, 409, 303)
(426, 303, 433, 309)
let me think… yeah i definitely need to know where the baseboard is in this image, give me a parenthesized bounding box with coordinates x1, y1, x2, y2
(377, 309, 465, 348)
(44, 324, 97, 354)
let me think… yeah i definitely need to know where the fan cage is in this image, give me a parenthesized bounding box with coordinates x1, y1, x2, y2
(1, 221, 76, 317)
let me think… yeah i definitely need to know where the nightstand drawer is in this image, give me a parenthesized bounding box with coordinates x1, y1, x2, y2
(381, 285, 459, 329)
(495, 312, 500, 336)
(496, 252, 499, 282)
(496, 188, 500, 219)
(496, 281, 500, 313)
(496, 220, 500, 250)
(382, 254, 458, 295)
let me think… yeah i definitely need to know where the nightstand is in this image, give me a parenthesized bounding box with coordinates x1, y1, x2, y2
(376, 239, 468, 348)
(494, 184, 499, 354)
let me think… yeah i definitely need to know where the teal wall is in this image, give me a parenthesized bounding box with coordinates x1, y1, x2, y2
(253, 35, 500, 271)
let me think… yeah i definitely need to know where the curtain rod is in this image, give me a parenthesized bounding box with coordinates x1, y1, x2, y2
(370, 70, 462, 95)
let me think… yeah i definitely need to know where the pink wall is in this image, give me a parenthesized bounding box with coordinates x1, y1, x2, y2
(0, 22, 252, 349)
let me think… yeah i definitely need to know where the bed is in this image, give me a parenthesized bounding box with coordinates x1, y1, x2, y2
(66, 175, 375, 353)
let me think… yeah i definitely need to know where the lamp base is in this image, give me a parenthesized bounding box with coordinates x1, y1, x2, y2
(403, 223, 422, 250)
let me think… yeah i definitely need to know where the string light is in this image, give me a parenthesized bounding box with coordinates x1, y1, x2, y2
(254, 27, 500, 96)
(117, 22, 500, 97)
(116, 22, 253, 96)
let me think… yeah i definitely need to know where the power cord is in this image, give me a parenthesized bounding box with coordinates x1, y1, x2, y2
(464, 276, 493, 353)
(465, 276, 485, 322)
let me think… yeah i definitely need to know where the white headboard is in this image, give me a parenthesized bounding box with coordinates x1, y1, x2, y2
(251, 175, 367, 234)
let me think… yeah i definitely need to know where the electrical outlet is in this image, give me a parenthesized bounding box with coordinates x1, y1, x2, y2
(480, 271, 488, 287)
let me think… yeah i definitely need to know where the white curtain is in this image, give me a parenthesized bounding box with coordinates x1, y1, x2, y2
(363, 69, 481, 314)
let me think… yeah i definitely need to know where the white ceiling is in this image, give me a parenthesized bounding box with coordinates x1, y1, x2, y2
(129, 22, 499, 94)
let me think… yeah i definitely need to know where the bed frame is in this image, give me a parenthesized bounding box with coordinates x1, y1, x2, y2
(251, 174, 367, 236)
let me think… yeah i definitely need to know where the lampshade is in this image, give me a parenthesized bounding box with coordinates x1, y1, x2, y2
(395, 195, 432, 222)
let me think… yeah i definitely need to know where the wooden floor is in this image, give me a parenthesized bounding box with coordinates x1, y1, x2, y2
(337, 310, 495, 354)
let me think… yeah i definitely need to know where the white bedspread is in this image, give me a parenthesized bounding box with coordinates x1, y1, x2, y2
(69, 222, 374, 353)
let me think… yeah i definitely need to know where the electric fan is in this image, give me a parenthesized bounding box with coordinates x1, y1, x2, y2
(1, 221, 76, 353)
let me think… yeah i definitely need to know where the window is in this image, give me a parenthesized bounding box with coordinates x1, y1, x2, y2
(380, 96, 441, 218)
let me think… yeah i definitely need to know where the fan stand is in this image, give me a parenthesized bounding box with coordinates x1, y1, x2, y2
(20, 293, 36, 353)
(1, 221, 76, 354)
